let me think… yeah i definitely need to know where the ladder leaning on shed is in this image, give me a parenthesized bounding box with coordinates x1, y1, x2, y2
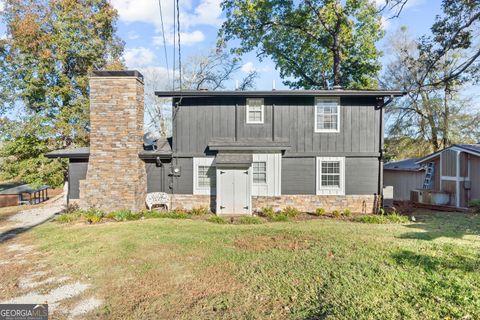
(422, 162, 435, 189)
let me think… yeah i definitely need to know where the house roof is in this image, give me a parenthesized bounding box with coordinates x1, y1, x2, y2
(416, 144, 480, 164)
(46, 137, 173, 160)
(215, 153, 253, 166)
(384, 158, 424, 172)
(155, 89, 406, 98)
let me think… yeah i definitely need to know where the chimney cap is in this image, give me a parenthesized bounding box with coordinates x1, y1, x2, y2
(91, 70, 144, 81)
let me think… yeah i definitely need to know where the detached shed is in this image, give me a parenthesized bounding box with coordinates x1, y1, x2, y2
(384, 159, 425, 201)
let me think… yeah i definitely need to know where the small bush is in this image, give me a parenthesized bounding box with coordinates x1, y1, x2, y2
(143, 210, 189, 219)
(260, 207, 275, 218)
(469, 199, 480, 213)
(342, 209, 352, 217)
(269, 214, 289, 222)
(314, 208, 326, 216)
(109, 209, 141, 222)
(83, 208, 105, 224)
(282, 206, 300, 218)
(355, 213, 409, 224)
(63, 203, 79, 214)
(332, 210, 341, 218)
(55, 212, 81, 223)
(207, 216, 228, 224)
(190, 206, 210, 216)
(385, 213, 410, 223)
(236, 216, 263, 224)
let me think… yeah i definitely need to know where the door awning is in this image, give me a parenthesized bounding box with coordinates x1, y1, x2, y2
(215, 153, 253, 167)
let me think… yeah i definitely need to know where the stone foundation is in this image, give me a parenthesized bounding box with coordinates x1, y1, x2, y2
(169, 194, 216, 212)
(167, 194, 375, 214)
(252, 195, 376, 214)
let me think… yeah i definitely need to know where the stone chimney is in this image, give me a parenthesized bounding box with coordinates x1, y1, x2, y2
(79, 70, 147, 212)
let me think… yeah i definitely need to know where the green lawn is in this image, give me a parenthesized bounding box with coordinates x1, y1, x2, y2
(27, 211, 480, 319)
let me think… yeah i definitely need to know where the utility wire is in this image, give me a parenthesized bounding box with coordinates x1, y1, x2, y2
(176, 0, 182, 90)
(172, 0, 176, 90)
(157, 0, 170, 86)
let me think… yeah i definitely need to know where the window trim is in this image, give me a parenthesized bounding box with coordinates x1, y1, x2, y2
(316, 157, 345, 195)
(314, 97, 340, 133)
(252, 161, 267, 185)
(246, 98, 265, 124)
(193, 157, 216, 195)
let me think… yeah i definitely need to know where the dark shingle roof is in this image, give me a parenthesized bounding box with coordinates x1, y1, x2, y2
(155, 89, 405, 98)
(46, 137, 173, 160)
(384, 158, 424, 172)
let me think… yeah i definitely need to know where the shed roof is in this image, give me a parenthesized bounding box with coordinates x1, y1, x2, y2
(155, 89, 405, 98)
(384, 158, 424, 172)
(416, 144, 480, 164)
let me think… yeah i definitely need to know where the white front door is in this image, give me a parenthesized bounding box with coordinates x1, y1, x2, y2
(217, 168, 251, 215)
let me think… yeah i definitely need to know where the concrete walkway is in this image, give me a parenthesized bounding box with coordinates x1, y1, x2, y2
(0, 195, 64, 242)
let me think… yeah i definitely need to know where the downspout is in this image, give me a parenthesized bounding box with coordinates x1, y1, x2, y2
(375, 95, 394, 211)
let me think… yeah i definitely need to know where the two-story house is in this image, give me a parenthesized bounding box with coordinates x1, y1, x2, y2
(48, 70, 404, 214)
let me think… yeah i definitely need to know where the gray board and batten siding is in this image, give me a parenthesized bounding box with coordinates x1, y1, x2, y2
(171, 97, 382, 156)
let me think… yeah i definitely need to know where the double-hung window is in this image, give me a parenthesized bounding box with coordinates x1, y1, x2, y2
(193, 158, 216, 195)
(246, 98, 264, 124)
(253, 161, 267, 184)
(316, 157, 345, 195)
(315, 98, 340, 132)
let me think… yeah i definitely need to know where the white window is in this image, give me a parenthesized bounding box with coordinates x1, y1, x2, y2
(253, 162, 267, 184)
(315, 98, 340, 132)
(193, 157, 216, 195)
(246, 98, 264, 124)
(316, 157, 345, 195)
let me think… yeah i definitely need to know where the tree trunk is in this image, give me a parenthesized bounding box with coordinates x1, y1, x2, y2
(332, 35, 340, 87)
(443, 83, 450, 148)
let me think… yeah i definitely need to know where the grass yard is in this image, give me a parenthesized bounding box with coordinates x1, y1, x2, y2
(7, 210, 480, 319)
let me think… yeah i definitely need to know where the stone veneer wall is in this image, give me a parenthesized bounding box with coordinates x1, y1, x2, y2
(169, 194, 216, 212)
(166, 194, 375, 214)
(252, 195, 376, 214)
(79, 73, 147, 212)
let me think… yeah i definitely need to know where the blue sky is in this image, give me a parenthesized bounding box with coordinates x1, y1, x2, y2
(111, 0, 443, 90)
(0, 0, 477, 98)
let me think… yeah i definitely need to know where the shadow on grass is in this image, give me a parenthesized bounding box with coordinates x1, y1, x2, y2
(392, 249, 479, 273)
(397, 210, 480, 241)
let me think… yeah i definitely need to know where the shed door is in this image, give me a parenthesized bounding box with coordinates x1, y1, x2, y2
(217, 168, 251, 215)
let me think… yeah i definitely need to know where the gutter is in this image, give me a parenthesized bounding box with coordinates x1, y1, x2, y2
(375, 95, 395, 210)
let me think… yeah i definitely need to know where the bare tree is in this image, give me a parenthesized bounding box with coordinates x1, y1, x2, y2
(142, 49, 258, 138)
(182, 49, 257, 91)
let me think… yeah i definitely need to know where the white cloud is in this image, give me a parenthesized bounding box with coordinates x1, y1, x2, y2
(123, 47, 156, 68)
(381, 16, 391, 30)
(241, 62, 255, 73)
(127, 31, 140, 40)
(110, 0, 223, 46)
(153, 30, 205, 46)
(0, 0, 4, 11)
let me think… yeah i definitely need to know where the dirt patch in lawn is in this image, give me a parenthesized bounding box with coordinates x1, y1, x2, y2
(234, 234, 317, 252)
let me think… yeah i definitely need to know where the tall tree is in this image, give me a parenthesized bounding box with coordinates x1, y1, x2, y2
(143, 48, 257, 138)
(382, 27, 480, 158)
(219, 0, 383, 89)
(0, 0, 124, 186)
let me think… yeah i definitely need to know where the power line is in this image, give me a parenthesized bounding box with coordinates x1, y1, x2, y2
(176, 0, 182, 90)
(172, 0, 176, 90)
(157, 0, 170, 86)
